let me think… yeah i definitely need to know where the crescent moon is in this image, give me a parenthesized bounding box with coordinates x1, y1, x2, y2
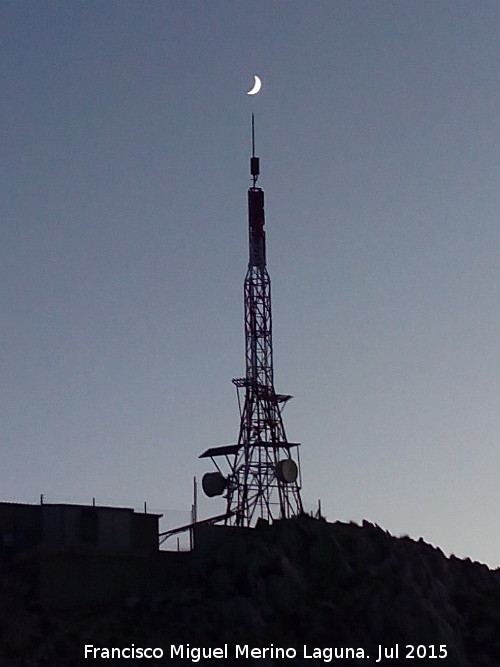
(247, 75, 262, 95)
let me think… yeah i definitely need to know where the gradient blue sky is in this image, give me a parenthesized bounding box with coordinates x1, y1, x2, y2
(3, 0, 500, 564)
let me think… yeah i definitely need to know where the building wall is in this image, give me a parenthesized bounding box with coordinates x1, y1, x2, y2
(39, 551, 190, 607)
(0, 503, 41, 554)
(41, 505, 134, 552)
(132, 512, 160, 553)
(193, 523, 250, 551)
(0, 503, 160, 557)
(0, 502, 165, 607)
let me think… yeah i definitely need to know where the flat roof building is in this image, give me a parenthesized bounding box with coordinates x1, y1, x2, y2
(0, 501, 160, 556)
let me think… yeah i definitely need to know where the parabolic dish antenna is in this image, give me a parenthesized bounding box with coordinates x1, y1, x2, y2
(276, 459, 298, 484)
(202, 471, 227, 497)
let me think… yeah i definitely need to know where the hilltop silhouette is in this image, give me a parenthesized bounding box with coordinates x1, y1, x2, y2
(1, 515, 498, 666)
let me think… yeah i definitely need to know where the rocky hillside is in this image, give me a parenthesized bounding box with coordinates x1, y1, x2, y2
(1, 515, 499, 666)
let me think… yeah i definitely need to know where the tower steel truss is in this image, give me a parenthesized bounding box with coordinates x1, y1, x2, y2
(200, 117, 303, 526)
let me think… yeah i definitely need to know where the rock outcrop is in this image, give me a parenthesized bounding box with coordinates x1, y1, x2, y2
(1, 515, 499, 666)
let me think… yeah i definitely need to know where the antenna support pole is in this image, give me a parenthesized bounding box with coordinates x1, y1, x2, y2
(250, 114, 260, 187)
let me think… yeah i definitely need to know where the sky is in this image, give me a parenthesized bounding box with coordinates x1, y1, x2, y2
(3, 0, 500, 565)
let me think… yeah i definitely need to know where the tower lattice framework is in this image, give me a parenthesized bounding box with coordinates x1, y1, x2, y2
(200, 117, 303, 526)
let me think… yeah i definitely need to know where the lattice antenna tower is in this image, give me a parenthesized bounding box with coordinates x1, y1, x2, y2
(200, 116, 304, 526)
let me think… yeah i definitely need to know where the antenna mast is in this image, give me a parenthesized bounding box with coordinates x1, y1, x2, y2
(200, 116, 304, 526)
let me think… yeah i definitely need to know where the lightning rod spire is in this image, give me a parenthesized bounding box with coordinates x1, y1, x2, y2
(250, 113, 259, 187)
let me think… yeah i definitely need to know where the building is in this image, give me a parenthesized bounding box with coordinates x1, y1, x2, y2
(0, 501, 160, 556)
(0, 501, 187, 607)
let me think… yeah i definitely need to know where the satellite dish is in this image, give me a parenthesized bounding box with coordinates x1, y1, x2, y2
(202, 471, 228, 497)
(276, 459, 298, 484)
